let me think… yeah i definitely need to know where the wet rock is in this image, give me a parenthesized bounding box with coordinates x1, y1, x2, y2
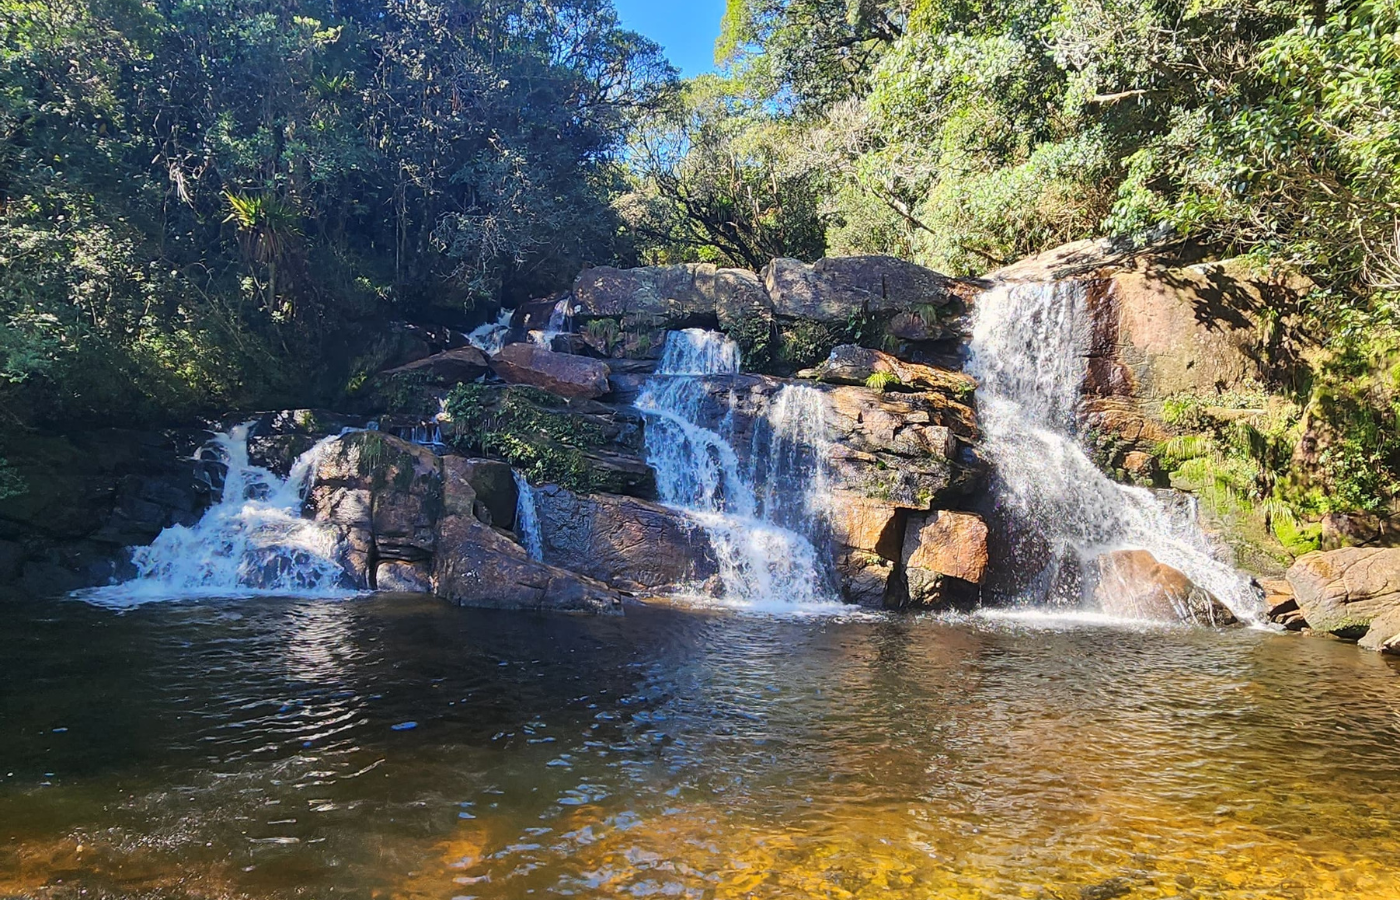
(1094, 549, 1238, 625)
(490, 344, 612, 400)
(1358, 608, 1400, 654)
(533, 484, 717, 592)
(443, 456, 515, 529)
(837, 550, 897, 607)
(381, 346, 490, 385)
(376, 560, 433, 593)
(433, 513, 622, 614)
(813, 345, 977, 396)
(1287, 547, 1400, 640)
(830, 495, 904, 560)
(763, 256, 955, 324)
(1261, 578, 1308, 630)
(898, 511, 989, 608)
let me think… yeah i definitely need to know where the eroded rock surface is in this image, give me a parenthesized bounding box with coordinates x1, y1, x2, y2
(1287, 547, 1400, 641)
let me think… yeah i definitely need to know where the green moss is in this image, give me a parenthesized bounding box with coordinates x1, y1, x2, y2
(1272, 515, 1321, 556)
(442, 383, 608, 492)
(723, 314, 774, 372)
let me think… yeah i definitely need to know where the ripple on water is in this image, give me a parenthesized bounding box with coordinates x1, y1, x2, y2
(0, 594, 1398, 899)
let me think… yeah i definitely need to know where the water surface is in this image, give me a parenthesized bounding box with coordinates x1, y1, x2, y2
(2, 594, 1398, 899)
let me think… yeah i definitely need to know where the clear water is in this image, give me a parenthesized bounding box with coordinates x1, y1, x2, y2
(512, 470, 545, 562)
(2, 593, 1398, 899)
(968, 282, 1261, 619)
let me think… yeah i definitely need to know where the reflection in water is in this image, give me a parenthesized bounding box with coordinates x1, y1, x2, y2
(0, 594, 1398, 899)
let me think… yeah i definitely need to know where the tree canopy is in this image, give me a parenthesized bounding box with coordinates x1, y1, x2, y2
(0, 0, 673, 429)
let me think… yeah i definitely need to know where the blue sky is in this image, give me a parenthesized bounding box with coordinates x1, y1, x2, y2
(614, 0, 727, 78)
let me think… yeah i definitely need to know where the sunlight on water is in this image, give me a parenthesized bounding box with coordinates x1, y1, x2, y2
(2, 597, 1397, 900)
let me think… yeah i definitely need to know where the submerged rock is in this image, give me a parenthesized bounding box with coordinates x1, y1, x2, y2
(1094, 549, 1238, 626)
(1287, 547, 1400, 642)
(490, 344, 612, 400)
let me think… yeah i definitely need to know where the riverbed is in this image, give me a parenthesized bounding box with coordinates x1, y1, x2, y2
(2, 594, 1398, 899)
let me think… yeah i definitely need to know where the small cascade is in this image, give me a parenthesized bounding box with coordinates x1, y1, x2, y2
(530, 298, 572, 349)
(968, 282, 1260, 620)
(399, 423, 445, 451)
(637, 329, 837, 609)
(465, 308, 515, 355)
(513, 471, 545, 561)
(82, 426, 352, 606)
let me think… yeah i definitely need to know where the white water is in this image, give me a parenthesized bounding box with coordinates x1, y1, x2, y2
(81, 426, 352, 607)
(465, 308, 514, 355)
(513, 470, 545, 561)
(530, 298, 572, 349)
(638, 329, 838, 610)
(967, 282, 1261, 621)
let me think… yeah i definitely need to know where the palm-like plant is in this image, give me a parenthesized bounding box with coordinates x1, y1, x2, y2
(223, 191, 301, 313)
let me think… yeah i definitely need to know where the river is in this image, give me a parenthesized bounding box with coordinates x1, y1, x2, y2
(2, 593, 1398, 899)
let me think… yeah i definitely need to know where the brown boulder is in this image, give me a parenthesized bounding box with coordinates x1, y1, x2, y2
(813, 344, 977, 396)
(432, 513, 621, 614)
(830, 495, 903, 559)
(532, 485, 717, 592)
(1094, 549, 1238, 625)
(490, 344, 612, 400)
(838, 550, 896, 607)
(764, 256, 955, 324)
(903, 510, 989, 587)
(1286, 547, 1400, 638)
(382, 346, 489, 385)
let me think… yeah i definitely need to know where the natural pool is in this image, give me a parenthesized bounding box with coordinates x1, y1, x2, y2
(1, 594, 1398, 899)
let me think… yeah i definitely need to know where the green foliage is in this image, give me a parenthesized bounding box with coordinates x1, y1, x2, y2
(776, 320, 838, 371)
(723, 314, 776, 372)
(865, 371, 901, 393)
(585, 318, 623, 354)
(0, 0, 673, 432)
(443, 384, 607, 492)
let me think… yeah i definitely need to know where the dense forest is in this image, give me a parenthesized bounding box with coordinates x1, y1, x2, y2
(3, 0, 1399, 521)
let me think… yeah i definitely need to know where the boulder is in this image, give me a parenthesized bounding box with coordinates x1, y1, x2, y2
(829, 495, 904, 560)
(813, 345, 977, 396)
(433, 513, 621, 614)
(442, 456, 516, 528)
(572, 264, 719, 322)
(1261, 577, 1308, 631)
(837, 550, 896, 607)
(902, 510, 989, 591)
(763, 256, 956, 324)
(1358, 608, 1400, 654)
(376, 560, 433, 594)
(533, 485, 717, 592)
(1286, 547, 1400, 639)
(490, 344, 612, 400)
(1094, 549, 1238, 625)
(381, 346, 490, 386)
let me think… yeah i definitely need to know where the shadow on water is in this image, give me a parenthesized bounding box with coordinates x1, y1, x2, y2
(1, 592, 1399, 898)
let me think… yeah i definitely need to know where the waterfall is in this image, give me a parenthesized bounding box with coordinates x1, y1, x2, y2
(81, 425, 352, 607)
(465, 308, 514, 355)
(967, 282, 1260, 620)
(637, 329, 837, 609)
(513, 471, 545, 561)
(530, 298, 572, 349)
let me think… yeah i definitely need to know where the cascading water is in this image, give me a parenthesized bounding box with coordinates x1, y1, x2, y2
(637, 329, 837, 609)
(513, 471, 545, 562)
(967, 281, 1261, 621)
(530, 298, 572, 349)
(81, 426, 352, 607)
(465, 308, 514, 355)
